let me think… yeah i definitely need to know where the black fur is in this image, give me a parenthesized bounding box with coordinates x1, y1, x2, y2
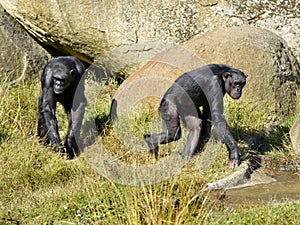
(144, 64, 247, 168)
(37, 56, 87, 159)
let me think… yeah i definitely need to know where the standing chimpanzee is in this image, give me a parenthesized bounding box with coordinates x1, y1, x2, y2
(37, 56, 87, 159)
(144, 64, 247, 168)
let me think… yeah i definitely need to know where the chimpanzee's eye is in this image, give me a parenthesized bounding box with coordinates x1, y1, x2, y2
(54, 77, 65, 82)
(234, 81, 245, 87)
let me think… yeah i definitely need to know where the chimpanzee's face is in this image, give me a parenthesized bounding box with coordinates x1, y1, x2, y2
(223, 70, 247, 100)
(52, 69, 75, 94)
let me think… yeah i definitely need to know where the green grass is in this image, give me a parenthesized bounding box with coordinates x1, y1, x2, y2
(0, 79, 299, 224)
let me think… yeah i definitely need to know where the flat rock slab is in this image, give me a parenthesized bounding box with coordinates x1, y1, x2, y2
(204, 160, 276, 191)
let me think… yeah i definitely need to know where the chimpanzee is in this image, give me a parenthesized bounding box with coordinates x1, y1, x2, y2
(37, 56, 87, 159)
(144, 64, 247, 168)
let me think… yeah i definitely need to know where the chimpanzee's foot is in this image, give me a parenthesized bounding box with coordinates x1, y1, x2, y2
(180, 151, 198, 161)
(53, 144, 64, 153)
(66, 148, 80, 159)
(64, 137, 81, 159)
(181, 142, 200, 160)
(149, 147, 159, 159)
(144, 134, 159, 158)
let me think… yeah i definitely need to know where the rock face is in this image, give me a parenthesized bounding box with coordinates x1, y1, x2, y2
(0, 5, 50, 81)
(112, 27, 300, 119)
(1, 0, 299, 76)
(218, 0, 300, 64)
(0, 0, 216, 74)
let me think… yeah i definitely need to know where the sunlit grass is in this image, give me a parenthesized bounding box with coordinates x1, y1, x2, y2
(225, 97, 298, 155)
(0, 79, 299, 224)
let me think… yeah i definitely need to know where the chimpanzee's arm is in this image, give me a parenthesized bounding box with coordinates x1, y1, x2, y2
(213, 114, 240, 164)
(205, 79, 240, 168)
(210, 101, 240, 168)
(38, 87, 61, 147)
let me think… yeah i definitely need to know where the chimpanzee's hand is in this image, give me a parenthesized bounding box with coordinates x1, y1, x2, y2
(229, 150, 240, 168)
(229, 159, 240, 168)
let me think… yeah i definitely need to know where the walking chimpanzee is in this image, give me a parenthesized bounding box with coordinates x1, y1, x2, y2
(144, 64, 247, 168)
(37, 56, 87, 159)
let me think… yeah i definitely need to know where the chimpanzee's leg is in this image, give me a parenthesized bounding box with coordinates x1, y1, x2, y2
(181, 113, 204, 158)
(196, 105, 212, 152)
(64, 110, 79, 159)
(64, 96, 86, 159)
(144, 99, 181, 157)
(184, 105, 212, 156)
(37, 96, 49, 144)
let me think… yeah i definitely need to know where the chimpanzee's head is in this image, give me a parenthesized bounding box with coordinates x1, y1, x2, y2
(222, 69, 247, 99)
(52, 67, 77, 94)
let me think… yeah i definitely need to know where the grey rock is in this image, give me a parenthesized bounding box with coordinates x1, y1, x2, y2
(2, 0, 298, 77)
(0, 5, 50, 82)
(112, 26, 300, 120)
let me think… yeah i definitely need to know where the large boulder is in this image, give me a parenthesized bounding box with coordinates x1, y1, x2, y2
(0, 0, 218, 75)
(1, 0, 298, 77)
(112, 26, 300, 120)
(0, 5, 50, 82)
(218, 0, 300, 64)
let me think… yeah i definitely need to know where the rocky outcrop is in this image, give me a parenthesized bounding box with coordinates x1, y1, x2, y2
(0, 0, 217, 75)
(1, 0, 299, 76)
(217, 0, 300, 64)
(0, 5, 50, 82)
(112, 26, 300, 119)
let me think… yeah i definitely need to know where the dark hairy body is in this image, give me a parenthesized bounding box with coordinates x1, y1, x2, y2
(37, 56, 87, 158)
(144, 64, 247, 168)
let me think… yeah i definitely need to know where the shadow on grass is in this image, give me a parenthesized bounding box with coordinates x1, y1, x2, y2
(229, 122, 297, 172)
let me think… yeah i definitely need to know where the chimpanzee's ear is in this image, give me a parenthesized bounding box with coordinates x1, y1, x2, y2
(70, 69, 76, 76)
(222, 72, 232, 81)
